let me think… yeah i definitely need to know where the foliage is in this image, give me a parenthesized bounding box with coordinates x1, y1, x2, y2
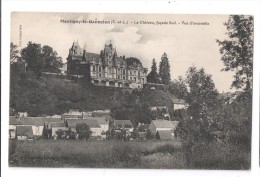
(10, 42, 19, 64)
(147, 59, 160, 83)
(216, 15, 253, 91)
(20, 42, 63, 75)
(76, 123, 92, 140)
(169, 76, 189, 100)
(125, 57, 143, 67)
(159, 53, 171, 85)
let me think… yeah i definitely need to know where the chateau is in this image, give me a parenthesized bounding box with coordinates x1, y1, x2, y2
(67, 41, 148, 89)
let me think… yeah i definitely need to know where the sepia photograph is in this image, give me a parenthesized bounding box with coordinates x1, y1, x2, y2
(9, 12, 253, 170)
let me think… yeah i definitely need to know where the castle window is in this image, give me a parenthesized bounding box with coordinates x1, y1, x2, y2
(118, 75, 120, 79)
(99, 74, 102, 77)
(134, 71, 136, 75)
(134, 77, 136, 81)
(142, 78, 145, 83)
(99, 66, 101, 72)
(123, 76, 125, 80)
(123, 69, 126, 75)
(138, 71, 140, 76)
(130, 77, 132, 80)
(93, 65, 95, 72)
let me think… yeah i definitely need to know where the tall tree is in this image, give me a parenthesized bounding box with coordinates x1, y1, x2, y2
(186, 67, 219, 121)
(159, 53, 171, 85)
(21, 42, 43, 75)
(42, 45, 63, 73)
(216, 15, 253, 91)
(10, 42, 19, 64)
(76, 123, 92, 140)
(147, 59, 160, 83)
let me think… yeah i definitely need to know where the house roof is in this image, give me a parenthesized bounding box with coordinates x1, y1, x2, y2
(66, 119, 101, 128)
(9, 116, 21, 125)
(50, 122, 66, 128)
(84, 117, 109, 125)
(171, 99, 186, 104)
(16, 126, 34, 138)
(157, 130, 173, 140)
(151, 120, 175, 129)
(170, 121, 179, 129)
(20, 117, 63, 126)
(114, 120, 133, 128)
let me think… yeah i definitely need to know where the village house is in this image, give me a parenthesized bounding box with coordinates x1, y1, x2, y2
(9, 116, 21, 139)
(48, 122, 67, 137)
(20, 117, 63, 137)
(65, 119, 102, 136)
(156, 130, 174, 140)
(84, 117, 109, 138)
(148, 120, 179, 138)
(171, 99, 187, 110)
(16, 126, 34, 140)
(113, 120, 134, 132)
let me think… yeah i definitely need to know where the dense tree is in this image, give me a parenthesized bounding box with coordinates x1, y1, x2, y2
(10, 42, 19, 64)
(169, 76, 189, 100)
(21, 42, 63, 75)
(42, 45, 63, 73)
(216, 15, 253, 91)
(21, 42, 43, 75)
(185, 67, 219, 122)
(147, 59, 160, 83)
(76, 123, 92, 140)
(159, 53, 171, 85)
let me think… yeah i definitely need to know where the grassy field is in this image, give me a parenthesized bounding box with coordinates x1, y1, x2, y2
(9, 140, 250, 169)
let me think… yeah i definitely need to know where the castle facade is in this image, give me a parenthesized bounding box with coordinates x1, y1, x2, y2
(67, 41, 148, 89)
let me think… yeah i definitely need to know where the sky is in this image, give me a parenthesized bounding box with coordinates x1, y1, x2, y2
(11, 12, 236, 92)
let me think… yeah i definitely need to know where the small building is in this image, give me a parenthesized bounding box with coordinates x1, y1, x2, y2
(114, 120, 134, 132)
(84, 116, 109, 137)
(20, 117, 63, 137)
(156, 130, 174, 140)
(65, 119, 102, 136)
(171, 99, 187, 110)
(9, 116, 21, 139)
(148, 120, 177, 136)
(16, 126, 34, 140)
(49, 122, 67, 137)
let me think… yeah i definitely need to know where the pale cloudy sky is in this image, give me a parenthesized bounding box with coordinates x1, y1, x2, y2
(11, 12, 236, 92)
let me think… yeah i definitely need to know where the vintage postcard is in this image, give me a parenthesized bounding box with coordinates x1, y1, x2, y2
(9, 12, 253, 169)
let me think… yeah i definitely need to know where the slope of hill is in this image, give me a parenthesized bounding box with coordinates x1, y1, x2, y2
(10, 72, 176, 116)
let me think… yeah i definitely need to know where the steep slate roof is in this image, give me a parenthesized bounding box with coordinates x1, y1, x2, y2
(9, 116, 21, 125)
(21, 117, 63, 126)
(114, 120, 133, 128)
(157, 130, 173, 140)
(16, 126, 34, 138)
(151, 120, 175, 129)
(66, 119, 101, 128)
(85, 52, 100, 61)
